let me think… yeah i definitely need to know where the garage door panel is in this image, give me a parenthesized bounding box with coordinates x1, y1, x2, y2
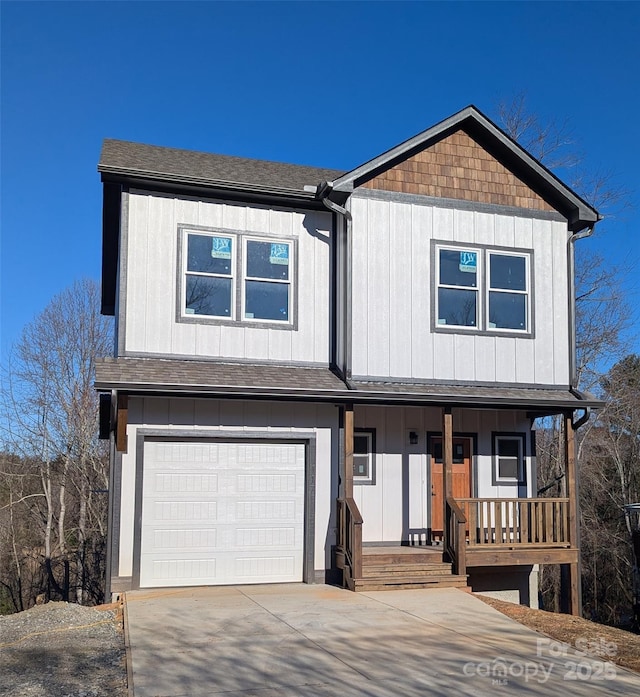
(236, 473, 297, 493)
(148, 527, 218, 552)
(150, 557, 218, 584)
(146, 500, 218, 523)
(144, 523, 299, 552)
(235, 526, 296, 548)
(140, 441, 305, 588)
(152, 471, 219, 494)
(235, 556, 296, 580)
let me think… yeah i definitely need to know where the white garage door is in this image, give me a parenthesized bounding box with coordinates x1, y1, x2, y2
(139, 440, 306, 588)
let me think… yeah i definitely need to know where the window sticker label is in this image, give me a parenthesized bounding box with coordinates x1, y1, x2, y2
(459, 251, 477, 273)
(211, 237, 232, 259)
(270, 243, 289, 265)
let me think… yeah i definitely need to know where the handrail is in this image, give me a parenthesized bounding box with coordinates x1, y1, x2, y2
(456, 497, 571, 547)
(446, 496, 467, 576)
(337, 497, 363, 586)
(345, 496, 364, 525)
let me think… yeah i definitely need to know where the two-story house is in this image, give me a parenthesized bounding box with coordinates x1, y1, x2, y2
(96, 106, 600, 614)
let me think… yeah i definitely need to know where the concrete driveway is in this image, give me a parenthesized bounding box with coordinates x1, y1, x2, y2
(124, 584, 640, 696)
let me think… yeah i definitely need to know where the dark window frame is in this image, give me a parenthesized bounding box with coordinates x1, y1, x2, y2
(177, 226, 298, 330)
(431, 240, 534, 338)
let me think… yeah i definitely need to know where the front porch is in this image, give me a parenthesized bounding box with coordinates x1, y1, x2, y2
(336, 405, 582, 614)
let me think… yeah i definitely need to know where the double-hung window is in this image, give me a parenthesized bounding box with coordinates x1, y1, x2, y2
(181, 229, 294, 325)
(244, 239, 292, 322)
(437, 249, 479, 328)
(353, 429, 376, 485)
(435, 244, 531, 334)
(488, 253, 528, 330)
(184, 233, 235, 318)
(493, 433, 526, 485)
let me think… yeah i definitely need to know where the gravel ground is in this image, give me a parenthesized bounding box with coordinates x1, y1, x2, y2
(0, 601, 128, 697)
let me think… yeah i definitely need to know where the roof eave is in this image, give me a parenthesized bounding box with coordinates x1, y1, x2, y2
(94, 380, 603, 411)
(330, 105, 600, 230)
(98, 166, 319, 203)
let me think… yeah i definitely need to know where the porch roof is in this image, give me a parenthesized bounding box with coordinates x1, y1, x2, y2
(94, 357, 347, 393)
(350, 380, 603, 410)
(95, 357, 602, 411)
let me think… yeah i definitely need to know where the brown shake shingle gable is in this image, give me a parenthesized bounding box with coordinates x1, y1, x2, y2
(329, 105, 599, 231)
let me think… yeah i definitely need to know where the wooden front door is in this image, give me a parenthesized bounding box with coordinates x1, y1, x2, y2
(430, 436, 472, 538)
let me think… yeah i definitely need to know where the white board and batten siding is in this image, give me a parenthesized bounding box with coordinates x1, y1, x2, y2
(350, 194, 570, 386)
(123, 191, 331, 364)
(116, 398, 338, 586)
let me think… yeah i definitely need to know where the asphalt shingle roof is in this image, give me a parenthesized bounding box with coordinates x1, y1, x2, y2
(95, 357, 347, 393)
(98, 139, 345, 194)
(95, 358, 601, 409)
(350, 380, 601, 407)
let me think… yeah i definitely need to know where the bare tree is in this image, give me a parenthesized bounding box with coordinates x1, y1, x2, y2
(578, 357, 640, 624)
(497, 93, 578, 170)
(0, 279, 113, 610)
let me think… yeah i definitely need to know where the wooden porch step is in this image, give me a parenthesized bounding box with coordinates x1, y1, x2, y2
(362, 563, 453, 576)
(362, 549, 445, 566)
(353, 574, 469, 592)
(355, 545, 466, 590)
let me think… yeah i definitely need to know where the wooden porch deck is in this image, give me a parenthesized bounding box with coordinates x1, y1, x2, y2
(337, 497, 579, 592)
(361, 542, 578, 568)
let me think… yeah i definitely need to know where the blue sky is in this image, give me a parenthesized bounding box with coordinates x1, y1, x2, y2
(1, 1, 639, 362)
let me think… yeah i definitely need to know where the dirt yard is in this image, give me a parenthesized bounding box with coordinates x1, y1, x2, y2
(478, 594, 640, 674)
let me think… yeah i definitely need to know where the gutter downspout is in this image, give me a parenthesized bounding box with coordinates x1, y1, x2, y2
(572, 407, 591, 430)
(568, 223, 596, 391)
(318, 182, 356, 390)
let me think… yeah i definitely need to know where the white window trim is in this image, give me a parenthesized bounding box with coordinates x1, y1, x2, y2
(492, 433, 526, 485)
(242, 236, 294, 325)
(486, 250, 530, 334)
(182, 230, 237, 321)
(434, 243, 532, 335)
(435, 246, 481, 331)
